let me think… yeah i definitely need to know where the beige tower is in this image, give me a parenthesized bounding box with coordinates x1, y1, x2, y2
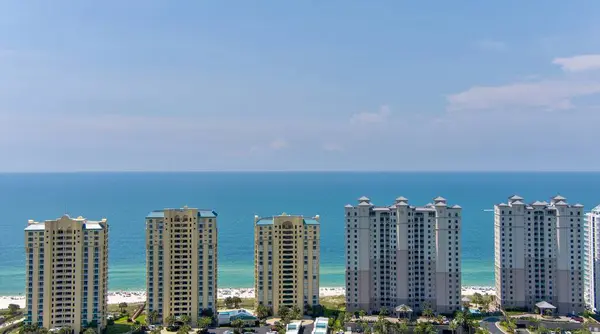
(254, 213, 320, 315)
(345, 196, 462, 314)
(24, 215, 109, 332)
(494, 195, 584, 315)
(146, 207, 218, 324)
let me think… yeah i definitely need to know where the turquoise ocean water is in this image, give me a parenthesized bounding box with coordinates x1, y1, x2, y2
(1, 172, 599, 295)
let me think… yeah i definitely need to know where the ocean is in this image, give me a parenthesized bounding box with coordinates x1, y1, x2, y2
(0, 172, 599, 296)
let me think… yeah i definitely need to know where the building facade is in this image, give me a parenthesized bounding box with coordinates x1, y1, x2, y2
(24, 215, 109, 332)
(254, 213, 320, 315)
(584, 205, 600, 311)
(146, 207, 218, 324)
(494, 195, 584, 315)
(345, 196, 462, 314)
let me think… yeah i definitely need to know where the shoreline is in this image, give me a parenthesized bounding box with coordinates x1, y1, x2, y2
(0, 286, 495, 310)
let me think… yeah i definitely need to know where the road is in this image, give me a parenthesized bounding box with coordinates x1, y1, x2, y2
(481, 317, 503, 334)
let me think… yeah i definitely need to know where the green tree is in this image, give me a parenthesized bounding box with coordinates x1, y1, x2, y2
(57, 327, 72, 334)
(224, 297, 234, 309)
(148, 310, 159, 325)
(83, 329, 96, 334)
(449, 321, 459, 334)
(8, 303, 20, 315)
(180, 315, 191, 325)
(278, 306, 290, 320)
(290, 305, 302, 320)
(118, 302, 128, 314)
(422, 307, 434, 319)
(176, 325, 191, 334)
(378, 307, 389, 317)
(151, 329, 162, 334)
(231, 319, 244, 334)
(415, 322, 436, 334)
(197, 317, 212, 329)
(131, 324, 143, 334)
(232, 296, 242, 308)
(255, 304, 270, 319)
(358, 309, 366, 319)
(397, 321, 409, 334)
(165, 315, 176, 326)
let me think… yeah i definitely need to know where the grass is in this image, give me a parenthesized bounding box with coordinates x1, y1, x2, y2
(217, 298, 256, 310)
(135, 314, 146, 324)
(505, 311, 526, 316)
(106, 316, 135, 334)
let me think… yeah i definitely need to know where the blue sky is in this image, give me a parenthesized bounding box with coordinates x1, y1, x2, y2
(2, 1, 600, 171)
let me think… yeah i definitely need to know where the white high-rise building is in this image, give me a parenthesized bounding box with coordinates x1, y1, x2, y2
(494, 195, 584, 315)
(584, 205, 600, 311)
(345, 196, 462, 314)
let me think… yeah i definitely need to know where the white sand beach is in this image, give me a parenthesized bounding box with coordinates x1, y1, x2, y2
(1, 286, 494, 309)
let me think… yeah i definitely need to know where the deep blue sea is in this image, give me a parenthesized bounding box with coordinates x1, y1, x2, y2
(1, 172, 599, 295)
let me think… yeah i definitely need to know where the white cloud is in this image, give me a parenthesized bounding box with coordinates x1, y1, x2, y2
(553, 54, 600, 72)
(269, 139, 288, 150)
(475, 39, 507, 51)
(350, 105, 391, 124)
(447, 80, 600, 111)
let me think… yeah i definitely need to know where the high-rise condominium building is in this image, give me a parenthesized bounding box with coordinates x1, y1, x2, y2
(584, 205, 600, 311)
(494, 195, 584, 315)
(345, 196, 462, 314)
(24, 215, 109, 332)
(146, 207, 218, 324)
(254, 213, 320, 315)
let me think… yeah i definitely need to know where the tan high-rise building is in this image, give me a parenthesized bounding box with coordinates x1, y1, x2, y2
(24, 215, 109, 332)
(345, 196, 462, 314)
(494, 195, 584, 315)
(146, 207, 218, 324)
(254, 213, 320, 315)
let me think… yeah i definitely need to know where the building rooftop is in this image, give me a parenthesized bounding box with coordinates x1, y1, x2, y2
(358, 196, 370, 201)
(509, 195, 524, 200)
(145, 209, 218, 219)
(511, 200, 525, 205)
(25, 215, 107, 231)
(255, 214, 320, 226)
(395, 196, 408, 202)
(433, 196, 447, 202)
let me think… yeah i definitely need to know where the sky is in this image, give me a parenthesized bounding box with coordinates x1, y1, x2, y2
(1, 1, 600, 171)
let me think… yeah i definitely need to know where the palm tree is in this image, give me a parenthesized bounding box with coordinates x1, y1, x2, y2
(57, 327, 72, 334)
(197, 316, 212, 329)
(165, 315, 176, 326)
(148, 310, 159, 325)
(224, 297, 234, 308)
(290, 305, 302, 320)
(232, 296, 242, 308)
(422, 307, 434, 319)
(180, 315, 191, 325)
(176, 325, 191, 334)
(231, 319, 244, 333)
(359, 309, 367, 320)
(397, 321, 409, 334)
(449, 321, 459, 334)
(255, 304, 270, 319)
(118, 302, 128, 314)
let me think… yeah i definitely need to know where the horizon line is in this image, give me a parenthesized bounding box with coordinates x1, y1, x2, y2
(1, 169, 600, 174)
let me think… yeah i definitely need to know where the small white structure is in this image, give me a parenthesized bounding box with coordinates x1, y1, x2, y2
(286, 320, 303, 334)
(312, 317, 329, 334)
